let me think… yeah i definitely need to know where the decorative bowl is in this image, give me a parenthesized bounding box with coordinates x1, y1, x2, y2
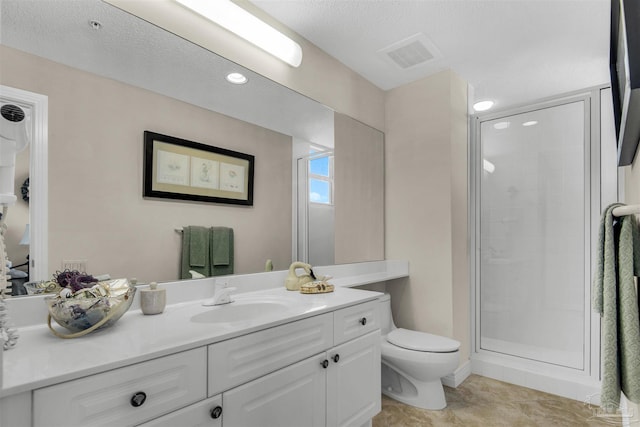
(23, 280, 60, 295)
(45, 279, 136, 334)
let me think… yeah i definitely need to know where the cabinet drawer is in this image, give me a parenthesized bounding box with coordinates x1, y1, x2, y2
(137, 395, 222, 427)
(208, 313, 333, 395)
(333, 300, 380, 346)
(33, 348, 207, 427)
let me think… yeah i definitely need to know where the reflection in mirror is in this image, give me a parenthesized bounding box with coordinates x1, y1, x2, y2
(0, 0, 383, 295)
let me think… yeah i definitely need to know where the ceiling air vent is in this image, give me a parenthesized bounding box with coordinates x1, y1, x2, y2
(378, 33, 441, 70)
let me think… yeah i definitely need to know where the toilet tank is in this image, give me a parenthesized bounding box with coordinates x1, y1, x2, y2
(379, 293, 394, 335)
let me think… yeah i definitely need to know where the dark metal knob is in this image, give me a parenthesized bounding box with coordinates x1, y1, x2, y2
(130, 391, 147, 407)
(321, 359, 329, 369)
(210, 405, 223, 419)
(360, 317, 367, 326)
(333, 354, 340, 363)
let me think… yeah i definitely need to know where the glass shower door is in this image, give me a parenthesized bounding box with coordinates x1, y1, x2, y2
(478, 100, 587, 370)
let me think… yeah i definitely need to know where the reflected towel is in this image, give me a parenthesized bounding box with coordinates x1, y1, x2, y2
(180, 226, 211, 279)
(189, 226, 209, 267)
(592, 203, 640, 410)
(210, 227, 234, 276)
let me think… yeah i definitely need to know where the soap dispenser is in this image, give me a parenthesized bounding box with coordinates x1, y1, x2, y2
(140, 282, 166, 315)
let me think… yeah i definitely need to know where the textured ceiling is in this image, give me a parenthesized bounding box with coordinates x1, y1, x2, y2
(251, 0, 611, 110)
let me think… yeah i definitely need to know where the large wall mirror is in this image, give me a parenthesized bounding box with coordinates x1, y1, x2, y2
(0, 0, 384, 296)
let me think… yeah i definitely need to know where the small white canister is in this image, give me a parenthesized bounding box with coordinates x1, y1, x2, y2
(140, 282, 166, 315)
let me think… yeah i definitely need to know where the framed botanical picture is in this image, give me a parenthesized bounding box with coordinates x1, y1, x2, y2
(143, 131, 254, 206)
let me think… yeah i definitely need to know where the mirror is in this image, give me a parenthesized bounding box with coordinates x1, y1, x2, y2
(0, 0, 383, 294)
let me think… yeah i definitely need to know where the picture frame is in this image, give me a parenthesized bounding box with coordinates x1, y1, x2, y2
(143, 131, 254, 206)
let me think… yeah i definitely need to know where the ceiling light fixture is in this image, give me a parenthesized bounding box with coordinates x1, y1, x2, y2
(226, 72, 248, 84)
(522, 121, 538, 127)
(175, 0, 303, 67)
(473, 100, 494, 112)
(493, 121, 510, 130)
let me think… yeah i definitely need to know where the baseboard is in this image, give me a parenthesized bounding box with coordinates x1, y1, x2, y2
(441, 359, 471, 388)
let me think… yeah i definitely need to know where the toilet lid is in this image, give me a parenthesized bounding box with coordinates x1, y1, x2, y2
(387, 328, 460, 353)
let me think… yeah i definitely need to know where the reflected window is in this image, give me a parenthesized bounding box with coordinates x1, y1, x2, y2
(308, 151, 333, 205)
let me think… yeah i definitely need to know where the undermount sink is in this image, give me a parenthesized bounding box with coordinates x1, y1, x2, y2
(191, 300, 291, 324)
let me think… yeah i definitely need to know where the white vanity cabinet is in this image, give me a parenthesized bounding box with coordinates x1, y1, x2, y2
(214, 302, 381, 427)
(7, 297, 381, 427)
(219, 331, 380, 427)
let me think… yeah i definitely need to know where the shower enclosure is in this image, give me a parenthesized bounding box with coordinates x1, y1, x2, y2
(471, 88, 617, 401)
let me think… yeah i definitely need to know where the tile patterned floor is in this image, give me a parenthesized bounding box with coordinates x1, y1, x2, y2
(372, 374, 621, 426)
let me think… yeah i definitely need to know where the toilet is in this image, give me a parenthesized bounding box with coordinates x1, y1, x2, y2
(379, 293, 460, 410)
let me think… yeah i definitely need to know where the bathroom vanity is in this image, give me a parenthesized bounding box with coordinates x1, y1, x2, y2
(1, 261, 408, 427)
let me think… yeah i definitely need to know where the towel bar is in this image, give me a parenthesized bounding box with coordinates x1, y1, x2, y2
(612, 204, 640, 217)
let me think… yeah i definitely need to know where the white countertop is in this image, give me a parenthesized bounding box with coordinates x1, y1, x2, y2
(2, 286, 382, 397)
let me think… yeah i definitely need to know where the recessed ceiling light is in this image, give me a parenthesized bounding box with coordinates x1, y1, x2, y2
(473, 100, 494, 112)
(493, 121, 510, 130)
(226, 72, 248, 84)
(522, 121, 538, 127)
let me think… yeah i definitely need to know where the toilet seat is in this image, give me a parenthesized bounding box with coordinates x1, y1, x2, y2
(387, 328, 460, 353)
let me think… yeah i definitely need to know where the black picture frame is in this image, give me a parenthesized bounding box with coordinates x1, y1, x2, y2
(143, 131, 254, 206)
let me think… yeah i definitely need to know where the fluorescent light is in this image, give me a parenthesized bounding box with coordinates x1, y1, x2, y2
(483, 159, 495, 173)
(473, 100, 494, 112)
(522, 121, 538, 127)
(493, 121, 510, 130)
(175, 0, 303, 67)
(226, 72, 248, 84)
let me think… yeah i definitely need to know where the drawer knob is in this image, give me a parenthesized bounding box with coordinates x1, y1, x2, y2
(130, 391, 147, 407)
(333, 354, 340, 363)
(321, 359, 329, 369)
(360, 317, 367, 326)
(210, 405, 223, 419)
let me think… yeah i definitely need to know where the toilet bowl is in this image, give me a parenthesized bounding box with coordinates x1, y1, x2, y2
(379, 293, 460, 410)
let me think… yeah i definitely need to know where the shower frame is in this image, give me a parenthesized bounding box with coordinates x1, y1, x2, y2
(469, 86, 618, 403)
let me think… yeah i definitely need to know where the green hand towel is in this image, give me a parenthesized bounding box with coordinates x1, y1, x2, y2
(180, 226, 211, 279)
(592, 203, 640, 411)
(189, 226, 209, 267)
(210, 227, 234, 276)
(617, 214, 640, 404)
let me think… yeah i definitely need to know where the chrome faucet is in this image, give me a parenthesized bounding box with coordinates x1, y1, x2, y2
(203, 279, 236, 306)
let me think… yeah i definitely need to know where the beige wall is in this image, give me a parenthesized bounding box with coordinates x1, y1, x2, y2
(334, 113, 385, 264)
(624, 156, 640, 204)
(0, 46, 292, 283)
(384, 70, 470, 363)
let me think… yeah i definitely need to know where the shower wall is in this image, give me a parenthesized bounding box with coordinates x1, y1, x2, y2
(478, 100, 587, 369)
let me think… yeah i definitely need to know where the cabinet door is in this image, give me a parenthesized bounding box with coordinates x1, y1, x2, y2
(223, 353, 327, 427)
(327, 330, 381, 427)
(137, 395, 222, 427)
